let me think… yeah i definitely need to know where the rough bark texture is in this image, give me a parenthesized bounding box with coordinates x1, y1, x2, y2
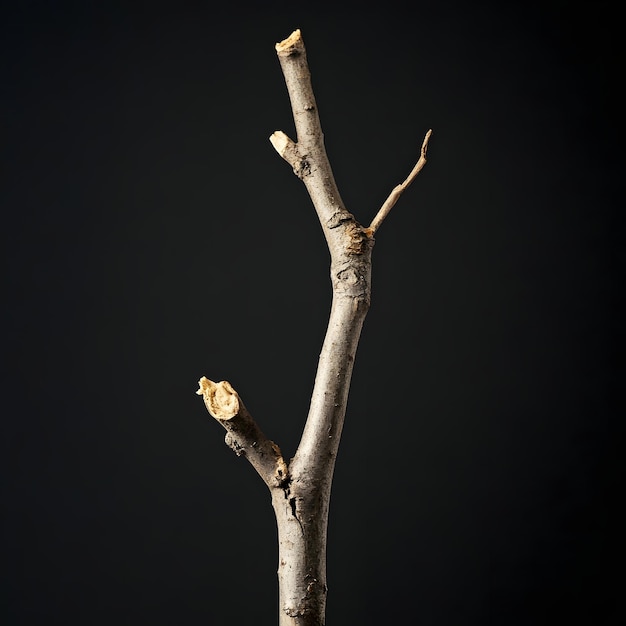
(197, 29, 430, 626)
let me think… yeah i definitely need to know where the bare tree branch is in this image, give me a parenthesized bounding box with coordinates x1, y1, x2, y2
(366, 128, 433, 236)
(268, 29, 376, 624)
(196, 378, 287, 489)
(197, 28, 431, 626)
(270, 30, 361, 246)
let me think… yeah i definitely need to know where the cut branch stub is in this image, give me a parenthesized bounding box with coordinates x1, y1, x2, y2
(196, 377, 288, 489)
(196, 377, 239, 420)
(269, 130, 301, 175)
(275, 28, 302, 55)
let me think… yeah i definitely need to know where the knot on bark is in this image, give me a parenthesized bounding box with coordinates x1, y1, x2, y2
(225, 431, 245, 456)
(326, 210, 353, 229)
(333, 257, 371, 304)
(283, 604, 314, 618)
(326, 213, 372, 256)
(336, 267, 361, 287)
(344, 221, 372, 255)
(294, 158, 312, 179)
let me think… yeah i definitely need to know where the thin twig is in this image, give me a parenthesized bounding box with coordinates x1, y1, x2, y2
(366, 128, 433, 236)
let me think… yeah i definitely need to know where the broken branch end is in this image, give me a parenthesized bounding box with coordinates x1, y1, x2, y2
(197, 377, 240, 420)
(275, 29, 303, 55)
(270, 130, 292, 155)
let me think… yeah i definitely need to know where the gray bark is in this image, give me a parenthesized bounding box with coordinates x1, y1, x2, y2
(197, 29, 431, 626)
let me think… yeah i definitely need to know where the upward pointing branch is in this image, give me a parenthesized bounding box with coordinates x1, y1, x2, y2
(270, 28, 350, 236)
(366, 128, 433, 236)
(270, 29, 373, 486)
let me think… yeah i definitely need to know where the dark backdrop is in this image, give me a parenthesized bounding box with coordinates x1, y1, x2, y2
(2, 2, 623, 625)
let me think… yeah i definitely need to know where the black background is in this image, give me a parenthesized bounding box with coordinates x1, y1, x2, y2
(2, 1, 623, 625)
